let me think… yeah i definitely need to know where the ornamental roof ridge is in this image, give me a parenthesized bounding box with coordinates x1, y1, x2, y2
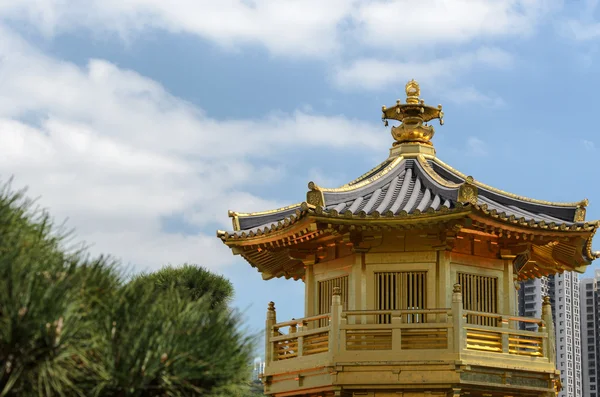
(308, 156, 404, 193)
(429, 156, 589, 209)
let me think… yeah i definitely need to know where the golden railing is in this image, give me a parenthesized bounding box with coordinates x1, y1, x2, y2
(264, 285, 555, 369)
(463, 310, 545, 357)
(270, 314, 331, 361)
(341, 309, 451, 351)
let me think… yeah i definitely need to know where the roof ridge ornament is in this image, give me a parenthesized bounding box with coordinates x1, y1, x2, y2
(457, 176, 478, 205)
(382, 80, 443, 147)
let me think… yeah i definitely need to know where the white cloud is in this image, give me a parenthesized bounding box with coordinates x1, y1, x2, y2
(0, 0, 353, 57)
(583, 139, 596, 151)
(558, 0, 600, 40)
(563, 20, 600, 40)
(0, 0, 561, 99)
(352, 0, 547, 50)
(0, 25, 387, 271)
(333, 47, 513, 91)
(0, 0, 555, 58)
(466, 137, 488, 157)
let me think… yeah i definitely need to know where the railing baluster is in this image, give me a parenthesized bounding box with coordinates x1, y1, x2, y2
(501, 316, 509, 353)
(391, 310, 402, 351)
(266, 302, 277, 363)
(452, 283, 464, 355)
(329, 287, 342, 359)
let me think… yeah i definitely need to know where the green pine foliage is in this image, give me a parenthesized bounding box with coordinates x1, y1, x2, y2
(0, 182, 256, 396)
(134, 264, 234, 309)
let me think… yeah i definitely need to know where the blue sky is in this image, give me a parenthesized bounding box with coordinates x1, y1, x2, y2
(1, 1, 600, 354)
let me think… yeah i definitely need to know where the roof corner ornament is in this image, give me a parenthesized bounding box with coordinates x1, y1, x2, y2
(382, 80, 444, 147)
(574, 200, 588, 222)
(457, 176, 478, 205)
(306, 181, 325, 207)
(228, 210, 241, 231)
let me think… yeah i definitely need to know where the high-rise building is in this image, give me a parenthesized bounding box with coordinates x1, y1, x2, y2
(519, 273, 582, 397)
(580, 270, 600, 397)
(251, 360, 265, 381)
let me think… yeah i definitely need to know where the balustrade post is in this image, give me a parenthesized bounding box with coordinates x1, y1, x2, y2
(539, 319, 548, 360)
(391, 311, 402, 352)
(266, 301, 277, 363)
(329, 286, 343, 359)
(452, 283, 464, 355)
(542, 295, 556, 364)
(290, 318, 303, 357)
(501, 316, 510, 353)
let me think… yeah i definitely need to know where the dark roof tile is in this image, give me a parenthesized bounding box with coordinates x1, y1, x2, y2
(227, 157, 582, 235)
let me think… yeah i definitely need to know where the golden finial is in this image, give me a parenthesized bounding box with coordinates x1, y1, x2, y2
(382, 80, 443, 146)
(405, 79, 420, 104)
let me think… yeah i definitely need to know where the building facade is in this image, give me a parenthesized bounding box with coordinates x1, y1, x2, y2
(519, 274, 582, 397)
(581, 270, 600, 397)
(219, 81, 600, 397)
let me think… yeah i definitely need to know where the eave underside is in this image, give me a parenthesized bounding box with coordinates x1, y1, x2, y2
(222, 208, 598, 281)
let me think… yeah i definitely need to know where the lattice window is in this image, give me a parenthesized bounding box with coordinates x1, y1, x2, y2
(375, 271, 427, 324)
(457, 272, 498, 326)
(317, 276, 349, 327)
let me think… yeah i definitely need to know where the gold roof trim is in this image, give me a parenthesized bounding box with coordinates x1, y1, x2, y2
(472, 204, 597, 233)
(229, 203, 303, 218)
(585, 222, 600, 260)
(340, 158, 395, 188)
(416, 155, 461, 188)
(220, 202, 472, 242)
(427, 156, 588, 208)
(309, 156, 404, 193)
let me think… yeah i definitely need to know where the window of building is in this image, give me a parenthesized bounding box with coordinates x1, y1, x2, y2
(317, 275, 349, 326)
(457, 273, 498, 326)
(375, 271, 426, 324)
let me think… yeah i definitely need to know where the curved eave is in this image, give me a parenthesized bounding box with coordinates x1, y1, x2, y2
(426, 155, 588, 208)
(219, 207, 310, 243)
(472, 204, 597, 233)
(218, 203, 473, 245)
(469, 206, 600, 263)
(585, 224, 600, 261)
(228, 203, 303, 232)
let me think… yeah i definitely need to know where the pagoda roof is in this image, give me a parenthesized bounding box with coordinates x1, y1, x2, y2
(225, 154, 589, 237)
(217, 80, 599, 280)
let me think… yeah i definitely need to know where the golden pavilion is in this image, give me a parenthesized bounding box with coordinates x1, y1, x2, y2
(217, 80, 600, 397)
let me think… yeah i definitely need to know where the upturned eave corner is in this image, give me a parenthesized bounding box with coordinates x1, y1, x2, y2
(227, 210, 240, 231)
(584, 220, 600, 261)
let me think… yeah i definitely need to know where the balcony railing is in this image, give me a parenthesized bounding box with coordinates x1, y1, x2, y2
(264, 285, 556, 375)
